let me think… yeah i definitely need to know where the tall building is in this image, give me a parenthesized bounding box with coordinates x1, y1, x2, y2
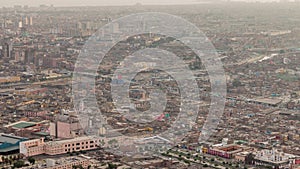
(29, 16, 33, 26)
(49, 110, 83, 139)
(2, 42, 12, 59)
(112, 22, 119, 33)
(24, 16, 28, 25)
(2, 19, 7, 28)
(18, 21, 22, 28)
(24, 49, 35, 64)
(77, 22, 82, 30)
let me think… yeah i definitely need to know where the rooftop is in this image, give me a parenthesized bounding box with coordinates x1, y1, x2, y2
(0, 133, 27, 153)
(7, 121, 36, 129)
(0, 133, 25, 144)
(251, 98, 282, 105)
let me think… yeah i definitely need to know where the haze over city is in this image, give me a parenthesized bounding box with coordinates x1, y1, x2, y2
(0, 0, 294, 7)
(0, 0, 299, 169)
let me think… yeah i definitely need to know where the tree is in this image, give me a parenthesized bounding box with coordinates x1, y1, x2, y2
(245, 153, 255, 165)
(4, 158, 9, 164)
(107, 163, 117, 169)
(72, 165, 84, 169)
(28, 157, 35, 165)
(12, 155, 17, 161)
(100, 139, 105, 147)
(13, 160, 25, 168)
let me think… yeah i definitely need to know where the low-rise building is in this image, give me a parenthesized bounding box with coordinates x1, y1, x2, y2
(254, 149, 299, 169)
(20, 136, 101, 157)
(0, 133, 28, 155)
(22, 156, 91, 169)
(203, 144, 252, 159)
(0, 76, 20, 84)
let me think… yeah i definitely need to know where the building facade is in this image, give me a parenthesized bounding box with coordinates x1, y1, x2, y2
(20, 136, 101, 157)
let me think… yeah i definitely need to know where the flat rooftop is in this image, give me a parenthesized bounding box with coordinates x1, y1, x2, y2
(251, 98, 282, 105)
(5, 121, 36, 129)
(0, 133, 27, 153)
(0, 133, 25, 144)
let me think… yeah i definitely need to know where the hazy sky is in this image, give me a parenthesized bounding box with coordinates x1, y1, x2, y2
(0, 0, 280, 7)
(0, 0, 215, 7)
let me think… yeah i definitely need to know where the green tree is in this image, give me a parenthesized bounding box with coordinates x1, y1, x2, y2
(28, 157, 35, 165)
(107, 163, 117, 169)
(13, 160, 25, 168)
(72, 165, 84, 169)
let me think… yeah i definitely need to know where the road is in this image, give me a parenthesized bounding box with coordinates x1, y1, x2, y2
(0, 77, 71, 92)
